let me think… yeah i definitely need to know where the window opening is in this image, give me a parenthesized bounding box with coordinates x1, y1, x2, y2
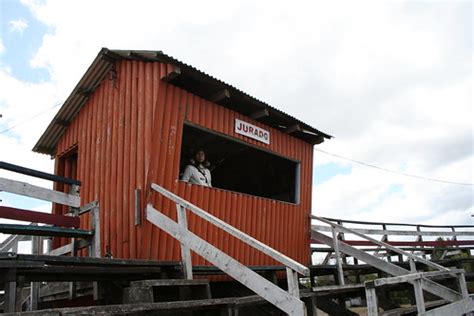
(179, 124, 299, 203)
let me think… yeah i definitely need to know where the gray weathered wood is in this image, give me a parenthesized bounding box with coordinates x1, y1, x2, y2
(176, 204, 193, 280)
(372, 269, 465, 287)
(0, 177, 80, 207)
(146, 204, 306, 316)
(311, 230, 462, 302)
(78, 200, 98, 215)
(311, 225, 474, 237)
(331, 227, 345, 285)
(286, 267, 300, 298)
(151, 183, 309, 276)
(413, 278, 426, 314)
(365, 286, 378, 316)
(312, 217, 449, 272)
(419, 298, 474, 316)
(0, 233, 31, 252)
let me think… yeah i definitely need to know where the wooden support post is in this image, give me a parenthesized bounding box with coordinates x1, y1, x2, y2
(90, 202, 101, 300)
(176, 204, 193, 280)
(413, 278, 426, 314)
(331, 226, 345, 285)
(69, 184, 80, 300)
(30, 235, 42, 310)
(457, 272, 469, 299)
(286, 267, 300, 298)
(409, 259, 425, 314)
(365, 286, 378, 316)
(4, 268, 17, 313)
(338, 221, 348, 264)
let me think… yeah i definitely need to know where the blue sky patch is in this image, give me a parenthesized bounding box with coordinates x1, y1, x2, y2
(0, 0, 50, 82)
(313, 162, 352, 186)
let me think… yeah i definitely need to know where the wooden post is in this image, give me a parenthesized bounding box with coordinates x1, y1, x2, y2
(176, 204, 193, 280)
(338, 221, 348, 264)
(4, 268, 17, 313)
(30, 235, 42, 310)
(365, 286, 378, 316)
(331, 226, 345, 285)
(90, 202, 101, 300)
(69, 184, 80, 300)
(457, 272, 469, 299)
(286, 267, 300, 298)
(409, 259, 425, 313)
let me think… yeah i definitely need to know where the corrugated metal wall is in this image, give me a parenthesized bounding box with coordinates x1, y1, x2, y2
(54, 60, 313, 265)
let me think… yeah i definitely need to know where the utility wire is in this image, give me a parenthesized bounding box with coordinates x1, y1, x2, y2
(315, 148, 473, 186)
(0, 102, 63, 134)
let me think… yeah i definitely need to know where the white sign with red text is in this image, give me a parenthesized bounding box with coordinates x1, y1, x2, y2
(235, 118, 270, 144)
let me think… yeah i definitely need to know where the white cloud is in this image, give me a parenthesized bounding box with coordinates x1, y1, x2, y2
(8, 18, 29, 33)
(0, 0, 471, 227)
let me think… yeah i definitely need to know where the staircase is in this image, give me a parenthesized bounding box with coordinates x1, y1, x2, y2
(310, 216, 474, 315)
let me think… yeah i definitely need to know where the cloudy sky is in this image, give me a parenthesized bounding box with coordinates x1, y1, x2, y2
(0, 0, 472, 229)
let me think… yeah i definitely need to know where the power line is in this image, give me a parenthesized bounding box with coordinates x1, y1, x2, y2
(315, 148, 473, 186)
(0, 102, 62, 134)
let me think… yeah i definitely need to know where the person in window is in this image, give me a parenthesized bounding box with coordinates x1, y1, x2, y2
(181, 149, 212, 187)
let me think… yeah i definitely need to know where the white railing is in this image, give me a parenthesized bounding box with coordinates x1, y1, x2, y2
(311, 216, 470, 311)
(365, 269, 471, 315)
(147, 183, 309, 316)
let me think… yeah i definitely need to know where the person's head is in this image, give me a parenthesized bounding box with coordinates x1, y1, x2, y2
(193, 149, 206, 164)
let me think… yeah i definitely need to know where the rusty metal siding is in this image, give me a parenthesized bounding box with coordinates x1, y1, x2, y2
(54, 60, 313, 265)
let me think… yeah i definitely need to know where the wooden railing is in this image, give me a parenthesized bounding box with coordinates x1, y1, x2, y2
(147, 183, 309, 316)
(0, 161, 100, 312)
(311, 216, 470, 312)
(311, 216, 474, 264)
(365, 269, 472, 315)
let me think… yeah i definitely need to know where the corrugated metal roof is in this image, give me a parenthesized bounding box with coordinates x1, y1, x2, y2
(33, 48, 332, 155)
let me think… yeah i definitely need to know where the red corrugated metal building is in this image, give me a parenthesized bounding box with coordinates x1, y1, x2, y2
(33, 48, 331, 266)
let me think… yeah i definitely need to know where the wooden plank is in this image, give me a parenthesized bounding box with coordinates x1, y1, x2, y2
(78, 200, 98, 215)
(0, 224, 93, 238)
(311, 230, 462, 302)
(0, 177, 80, 207)
(286, 267, 300, 298)
(372, 269, 465, 287)
(331, 226, 345, 285)
(314, 215, 474, 229)
(0, 161, 81, 186)
(150, 183, 309, 276)
(0, 234, 31, 252)
(419, 298, 474, 316)
(311, 225, 474, 237)
(365, 286, 378, 316)
(176, 204, 193, 280)
(312, 217, 450, 272)
(0, 206, 80, 228)
(134, 189, 141, 226)
(45, 239, 90, 256)
(146, 204, 306, 316)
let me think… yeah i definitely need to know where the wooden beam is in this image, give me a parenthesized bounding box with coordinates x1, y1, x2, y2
(0, 206, 80, 228)
(0, 223, 93, 238)
(0, 177, 81, 207)
(209, 88, 230, 103)
(311, 135, 325, 145)
(161, 66, 181, 82)
(0, 161, 81, 186)
(284, 124, 302, 134)
(249, 108, 269, 120)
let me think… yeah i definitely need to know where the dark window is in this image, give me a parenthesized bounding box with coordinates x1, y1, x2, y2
(179, 124, 299, 203)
